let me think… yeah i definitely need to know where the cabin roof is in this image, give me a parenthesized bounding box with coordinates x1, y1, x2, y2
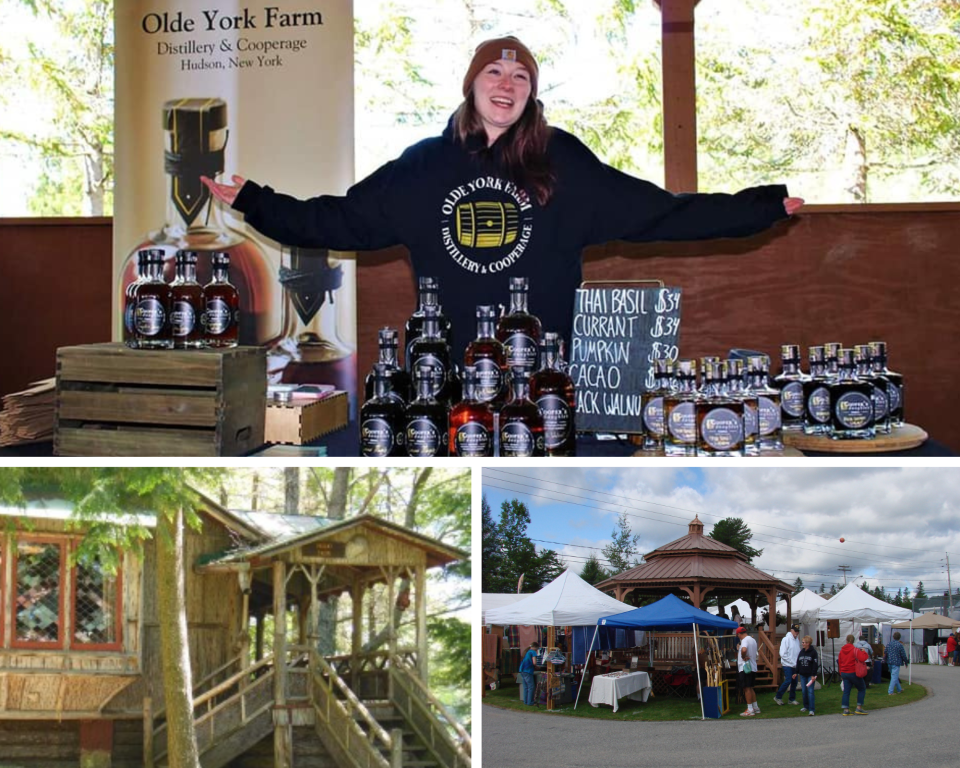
(0, 498, 156, 527)
(198, 513, 467, 570)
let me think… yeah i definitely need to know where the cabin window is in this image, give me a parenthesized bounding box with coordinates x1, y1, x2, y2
(73, 556, 122, 650)
(13, 539, 64, 648)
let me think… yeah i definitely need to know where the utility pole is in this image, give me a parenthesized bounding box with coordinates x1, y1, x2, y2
(838, 565, 852, 585)
(947, 553, 954, 614)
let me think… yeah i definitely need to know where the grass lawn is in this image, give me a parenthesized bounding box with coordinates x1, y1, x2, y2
(483, 676, 926, 721)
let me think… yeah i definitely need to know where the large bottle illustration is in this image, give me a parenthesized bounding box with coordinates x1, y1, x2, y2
(116, 98, 277, 348)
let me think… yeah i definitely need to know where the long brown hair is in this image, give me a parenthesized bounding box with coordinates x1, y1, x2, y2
(453, 94, 555, 207)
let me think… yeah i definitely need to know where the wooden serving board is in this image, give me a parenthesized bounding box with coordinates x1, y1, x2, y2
(632, 446, 805, 458)
(783, 423, 927, 453)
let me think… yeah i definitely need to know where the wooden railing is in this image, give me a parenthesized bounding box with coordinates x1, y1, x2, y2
(388, 655, 471, 768)
(310, 651, 398, 768)
(326, 648, 418, 677)
(757, 630, 778, 674)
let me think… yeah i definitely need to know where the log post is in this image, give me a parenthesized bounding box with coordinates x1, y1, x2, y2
(658, 0, 699, 192)
(416, 565, 428, 684)
(273, 560, 292, 768)
(143, 698, 154, 768)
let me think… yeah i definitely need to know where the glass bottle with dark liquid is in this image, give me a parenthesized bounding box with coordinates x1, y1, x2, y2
(408, 307, 454, 405)
(746, 355, 783, 452)
(499, 367, 545, 457)
(404, 277, 452, 370)
(774, 344, 808, 432)
(360, 364, 407, 458)
(856, 344, 890, 434)
(464, 305, 506, 406)
(727, 359, 759, 455)
(803, 346, 831, 435)
(169, 250, 204, 349)
(117, 98, 276, 347)
(449, 365, 494, 457)
(829, 348, 875, 439)
(529, 332, 576, 456)
(124, 250, 150, 348)
(496, 276, 542, 376)
(664, 359, 698, 457)
(641, 358, 674, 451)
(364, 327, 410, 405)
(696, 360, 744, 456)
(869, 341, 904, 427)
(203, 253, 240, 348)
(405, 365, 449, 458)
(133, 250, 173, 350)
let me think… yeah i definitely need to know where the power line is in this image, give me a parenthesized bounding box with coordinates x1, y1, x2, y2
(484, 468, 959, 557)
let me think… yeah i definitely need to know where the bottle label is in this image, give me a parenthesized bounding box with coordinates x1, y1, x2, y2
(836, 391, 873, 429)
(701, 408, 744, 451)
(667, 402, 696, 443)
(503, 333, 538, 372)
(411, 353, 446, 397)
(455, 422, 491, 457)
(500, 421, 542, 457)
(205, 298, 232, 335)
(887, 382, 902, 413)
(781, 381, 805, 418)
(743, 402, 758, 437)
(807, 387, 831, 424)
(135, 297, 165, 337)
(871, 384, 889, 420)
(474, 358, 503, 402)
(537, 394, 572, 448)
(406, 417, 444, 457)
(170, 300, 197, 337)
(758, 396, 781, 436)
(360, 418, 396, 457)
(643, 396, 664, 435)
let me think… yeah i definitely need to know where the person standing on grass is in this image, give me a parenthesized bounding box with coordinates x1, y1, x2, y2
(795, 635, 819, 716)
(774, 623, 801, 706)
(884, 631, 909, 694)
(946, 630, 957, 666)
(737, 626, 761, 717)
(519, 641, 539, 706)
(839, 634, 869, 715)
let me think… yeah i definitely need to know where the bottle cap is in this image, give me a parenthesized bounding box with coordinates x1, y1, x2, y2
(808, 346, 825, 363)
(541, 332, 559, 352)
(824, 342, 842, 360)
(781, 344, 800, 361)
(703, 361, 722, 381)
(868, 341, 887, 360)
(655, 358, 675, 375)
(211, 252, 231, 267)
(508, 276, 530, 292)
(476, 305, 497, 320)
(675, 359, 696, 378)
(162, 98, 228, 225)
(839, 348, 857, 367)
(725, 358, 743, 376)
(378, 328, 399, 346)
(176, 250, 199, 265)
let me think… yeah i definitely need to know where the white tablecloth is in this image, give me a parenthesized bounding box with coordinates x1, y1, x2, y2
(588, 671, 652, 712)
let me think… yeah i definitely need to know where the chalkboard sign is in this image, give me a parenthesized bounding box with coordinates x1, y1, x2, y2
(568, 282, 682, 433)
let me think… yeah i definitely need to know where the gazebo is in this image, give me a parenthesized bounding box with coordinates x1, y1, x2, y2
(595, 515, 794, 685)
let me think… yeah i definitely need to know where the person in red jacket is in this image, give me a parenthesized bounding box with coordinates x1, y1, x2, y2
(838, 634, 870, 715)
(947, 631, 957, 667)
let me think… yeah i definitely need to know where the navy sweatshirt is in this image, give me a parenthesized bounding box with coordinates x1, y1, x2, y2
(233, 117, 789, 361)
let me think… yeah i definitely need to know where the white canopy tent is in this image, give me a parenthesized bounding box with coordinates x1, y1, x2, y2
(797, 583, 914, 682)
(484, 569, 629, 627)
(481, 593, 527, 625)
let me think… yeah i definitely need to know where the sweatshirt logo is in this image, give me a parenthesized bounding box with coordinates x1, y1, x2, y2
(440, 176, 534, 275)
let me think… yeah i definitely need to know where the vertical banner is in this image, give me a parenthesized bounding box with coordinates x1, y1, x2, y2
(114, 1, 357, 412)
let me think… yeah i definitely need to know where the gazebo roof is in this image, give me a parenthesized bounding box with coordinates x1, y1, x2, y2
(595, 515, 793, 596)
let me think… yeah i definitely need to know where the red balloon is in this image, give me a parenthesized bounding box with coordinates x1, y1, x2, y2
(839, 537, 845, 543)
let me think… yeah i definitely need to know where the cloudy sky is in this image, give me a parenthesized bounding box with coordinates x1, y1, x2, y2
(481, 467, 960, 603)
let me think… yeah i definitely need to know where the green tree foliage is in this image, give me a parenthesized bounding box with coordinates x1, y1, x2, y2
(915, 581, 928, 599)
(708, 517, 763, 562)
(0, 0, 114, 214)
(601, 511, 641, 575)
(481, 494, 503, 592)
(483, 498, 564, 594)
(579, 552, 608, 585)
(793, 577, 804, 595)
(830, 583, 839, 596)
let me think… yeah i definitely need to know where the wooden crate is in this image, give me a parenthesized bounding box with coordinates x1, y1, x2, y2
(55, 343, 266, 456)
(264, 392, 348, 445)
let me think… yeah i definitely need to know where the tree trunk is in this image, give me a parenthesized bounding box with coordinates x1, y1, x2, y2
(284, 468, 300, 515)
(156, 508, 200, 768)
(317, 468, 351, 654)
(83, 142, 105, 216)
(251, 472, 260, 511)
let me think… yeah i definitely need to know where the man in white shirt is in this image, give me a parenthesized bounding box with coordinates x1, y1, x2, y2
(737, 626, 761, 716)
(774, 623, 802, 705)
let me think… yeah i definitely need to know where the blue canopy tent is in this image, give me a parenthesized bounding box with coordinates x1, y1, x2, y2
(575, 594, 739, 717)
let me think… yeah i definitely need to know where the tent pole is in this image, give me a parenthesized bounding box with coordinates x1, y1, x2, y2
(909, 617, 912, 685)
(694, 623, 705, 721)
(573, 625, 600, 710)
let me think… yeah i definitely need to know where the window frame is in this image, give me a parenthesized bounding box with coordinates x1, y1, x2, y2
(11, 535, 67, 650)
(70, 541, 124, 653)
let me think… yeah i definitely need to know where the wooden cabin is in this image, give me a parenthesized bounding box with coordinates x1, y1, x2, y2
(0, 494, 470, 768)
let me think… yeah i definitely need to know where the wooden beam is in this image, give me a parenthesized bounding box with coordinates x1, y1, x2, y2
(272, 561, 292, 768)
(660, 0, 698, 192)
(416, 565, 428, 684)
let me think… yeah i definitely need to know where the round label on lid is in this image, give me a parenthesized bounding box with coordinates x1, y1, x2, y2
(701, 407, 744, 450)
(361, 418, 395, 457)
(836, 392, 873, 429)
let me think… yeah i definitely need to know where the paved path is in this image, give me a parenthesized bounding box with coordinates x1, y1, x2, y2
(481, 665, 956, 768)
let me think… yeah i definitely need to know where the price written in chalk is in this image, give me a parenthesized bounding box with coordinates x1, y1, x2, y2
(569, 285, 682, 433)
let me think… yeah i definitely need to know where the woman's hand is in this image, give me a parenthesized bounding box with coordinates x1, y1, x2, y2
(784, 197, 804, 216)
(201, 174, 247, 207)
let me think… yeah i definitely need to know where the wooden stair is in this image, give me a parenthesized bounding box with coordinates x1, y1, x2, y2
(350, 700, 441, 768)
